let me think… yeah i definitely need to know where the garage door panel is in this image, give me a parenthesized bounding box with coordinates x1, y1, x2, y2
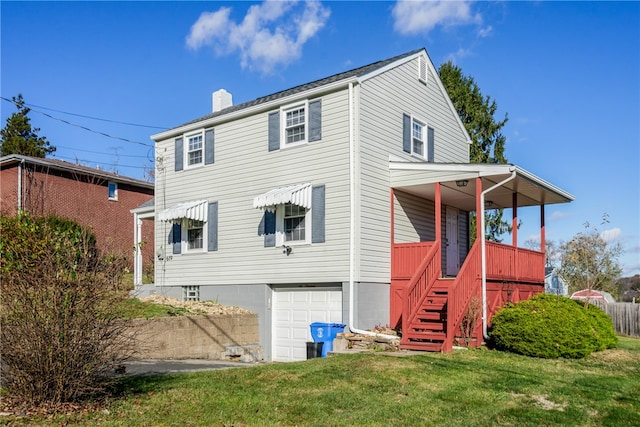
(273, 288, 342, 362)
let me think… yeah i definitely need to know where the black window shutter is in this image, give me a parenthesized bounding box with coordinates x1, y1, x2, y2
(427, 126, 435, 162)
(308, 99, 322, 142)
(171, 223, 182, 254)
(312, 184, 325, 243)
(264, 210, 276, 247)
(175, 137, 184, 171)
(208, 201, 218, 251)
(205, 129, 215, 165)
(402, 114, 411, 153)
(268, 111, 280, 152)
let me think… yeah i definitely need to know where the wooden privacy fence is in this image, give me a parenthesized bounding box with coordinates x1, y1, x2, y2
(594, 302, 640, 338)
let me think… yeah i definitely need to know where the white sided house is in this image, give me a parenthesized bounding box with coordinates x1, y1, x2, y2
(144, 48, 573, 362)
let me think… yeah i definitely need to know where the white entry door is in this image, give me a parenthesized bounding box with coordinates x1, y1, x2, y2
(445, 207, 460, 276)
(272, 288, 342, 362)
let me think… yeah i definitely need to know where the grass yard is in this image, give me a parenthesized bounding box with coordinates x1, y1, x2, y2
(3, 337, 639, 426)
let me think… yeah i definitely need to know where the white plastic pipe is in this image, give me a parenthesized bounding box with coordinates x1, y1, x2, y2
(480, 167, 517, 339)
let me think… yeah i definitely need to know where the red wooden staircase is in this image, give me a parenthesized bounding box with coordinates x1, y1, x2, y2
(401, 279, 450, 351)
(393, 239, 545, 352)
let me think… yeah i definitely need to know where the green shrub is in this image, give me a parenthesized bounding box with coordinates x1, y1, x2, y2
(488, 293, 617, 358)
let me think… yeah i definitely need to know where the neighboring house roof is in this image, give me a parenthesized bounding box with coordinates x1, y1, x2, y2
(152, 47, 472, 142)
(571, 289, 617, 303)
(0, 154, 153, 189)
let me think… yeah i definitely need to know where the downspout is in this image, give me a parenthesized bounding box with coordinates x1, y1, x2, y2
(480, 167, 517, 339)
(346, 82, 398, 341)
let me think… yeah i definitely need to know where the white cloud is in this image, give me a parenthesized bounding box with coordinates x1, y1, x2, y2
(549, 211, 573, 222)
(392, 0, 481, 35)
(186, 1, 330, 75)
(477, 25, 493, 38)
(600, 227, 622, 243)
(444, 47, 472, 63)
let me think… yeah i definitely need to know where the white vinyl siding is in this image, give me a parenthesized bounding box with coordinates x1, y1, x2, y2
(154, 89, 350, 287)
(356, 56, 469, 283)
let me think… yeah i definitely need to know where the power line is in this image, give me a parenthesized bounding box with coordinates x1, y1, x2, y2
(52, 154, 153, 171)
(0, 96, 168, 130)
(55, 144, 152, 158)
(1, 96, 156, 148)
(34, 109, 155, 148)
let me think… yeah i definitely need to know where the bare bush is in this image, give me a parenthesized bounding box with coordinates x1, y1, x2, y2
(459, 295, 482, 347)
(0, 213, 135, 405)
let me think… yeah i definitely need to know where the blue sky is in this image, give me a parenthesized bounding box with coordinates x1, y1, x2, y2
(1, 1, 638, 276)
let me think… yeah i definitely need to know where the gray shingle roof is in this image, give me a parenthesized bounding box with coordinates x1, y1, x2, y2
(174, 48, 423, 131)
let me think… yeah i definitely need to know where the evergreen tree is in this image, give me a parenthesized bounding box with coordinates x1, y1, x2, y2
(1, 94, 55, 157)
(439, 62, 510, 242)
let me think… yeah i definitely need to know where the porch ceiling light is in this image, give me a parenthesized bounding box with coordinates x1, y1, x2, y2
(485, 200, 494, 208)
(456, 179, 468, 188)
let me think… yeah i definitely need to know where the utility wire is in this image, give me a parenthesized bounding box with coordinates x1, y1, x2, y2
(0, 96, 168, 130)
(33, 109, 154, 148)
(53, 154, 153, 171)
(1, 96, 156, 148)
(55, 144, 151, 158)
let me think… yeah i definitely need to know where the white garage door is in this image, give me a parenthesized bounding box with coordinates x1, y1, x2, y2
(272, 288, 343, 362)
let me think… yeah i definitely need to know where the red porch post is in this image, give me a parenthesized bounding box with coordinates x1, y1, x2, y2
(435, 182, 442, 277)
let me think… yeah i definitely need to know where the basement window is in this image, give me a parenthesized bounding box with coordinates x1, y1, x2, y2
(183, 285, 200, 302)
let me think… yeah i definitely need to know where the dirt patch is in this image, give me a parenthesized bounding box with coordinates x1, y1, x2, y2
(139, 295, 253, 316)
(510, 393, 567, 411)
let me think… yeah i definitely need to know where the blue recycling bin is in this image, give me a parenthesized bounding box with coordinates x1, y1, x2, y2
(310, 322, 346, 357)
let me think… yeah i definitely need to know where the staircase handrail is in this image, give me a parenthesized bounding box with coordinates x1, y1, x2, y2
(402, 241, 441, 338)
(445, 239, 482, 351)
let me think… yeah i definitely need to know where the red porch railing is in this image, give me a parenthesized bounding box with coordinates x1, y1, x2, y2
(444, 239, 482, 351)
(485, 242, 545, 283)
(400, 242, 441, 339)
(393, 239, 546, 352)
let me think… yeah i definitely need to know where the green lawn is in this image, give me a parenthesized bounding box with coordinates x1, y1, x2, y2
(4, 336, 638, 426)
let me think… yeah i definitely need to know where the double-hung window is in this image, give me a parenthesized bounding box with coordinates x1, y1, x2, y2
(186, 219, 204, 251)
(283, 204, 307, 242)
(187, 132, 203, 167)
(412, 119, 425, 158)
(283, 103, 307, 145)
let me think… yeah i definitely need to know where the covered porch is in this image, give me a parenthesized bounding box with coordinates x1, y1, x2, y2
(389, 162, 574, 352)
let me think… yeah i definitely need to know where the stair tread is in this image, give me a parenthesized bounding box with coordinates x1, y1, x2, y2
(403, 331, 447, 340)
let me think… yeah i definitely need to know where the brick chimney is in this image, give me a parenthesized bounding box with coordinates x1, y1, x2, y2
(212, 89, 232, 113)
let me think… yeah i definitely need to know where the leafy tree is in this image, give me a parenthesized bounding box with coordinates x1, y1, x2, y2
(0, 94, 56, 157)
(439, 62, 509, 242)
(559, 215, 623, 299)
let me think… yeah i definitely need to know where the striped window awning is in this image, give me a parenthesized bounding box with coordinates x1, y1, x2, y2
(253, 183, 312, 211)
(158, 200, 208, 222)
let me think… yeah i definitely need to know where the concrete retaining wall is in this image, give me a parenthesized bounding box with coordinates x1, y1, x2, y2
(130, 313, 261, 361)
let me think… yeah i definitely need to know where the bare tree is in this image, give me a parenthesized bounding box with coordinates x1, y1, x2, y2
(559, 215, 623, 300)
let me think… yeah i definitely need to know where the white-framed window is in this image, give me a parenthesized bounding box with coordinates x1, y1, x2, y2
(186, 131, 204, 167)
(282, 101, 308, 146)
(183, 285, 200, 302)
(276, 203, 311, 245)
(412, 118, 425, 158)
(108, 182, 118, 200)
(186, 219, 205, 251)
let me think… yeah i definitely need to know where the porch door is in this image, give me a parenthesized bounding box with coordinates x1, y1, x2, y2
(445, 207, 460, 276)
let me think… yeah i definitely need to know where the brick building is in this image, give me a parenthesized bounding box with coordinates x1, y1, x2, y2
(0, 154, 154, 272)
